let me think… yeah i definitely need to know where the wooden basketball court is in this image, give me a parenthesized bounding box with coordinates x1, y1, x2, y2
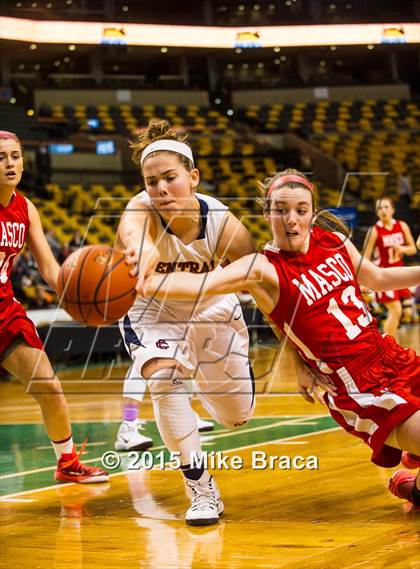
(1, 326, 418, 569)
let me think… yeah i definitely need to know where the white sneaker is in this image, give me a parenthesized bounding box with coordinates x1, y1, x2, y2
(185, 473, 224, 526)
(194, 412, 214, 433)
(114, 421, 154, 452)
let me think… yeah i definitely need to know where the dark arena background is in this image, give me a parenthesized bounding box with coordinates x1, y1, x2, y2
(0, 1, 419, 568)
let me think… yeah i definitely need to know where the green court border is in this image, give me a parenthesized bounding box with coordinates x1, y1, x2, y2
(0, 414, 337, 498)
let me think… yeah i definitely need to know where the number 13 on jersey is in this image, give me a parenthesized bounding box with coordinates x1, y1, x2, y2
(327, 285, 373, 340)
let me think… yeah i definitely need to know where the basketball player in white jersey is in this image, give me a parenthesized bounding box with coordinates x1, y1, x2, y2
(116, 119, 256, 526)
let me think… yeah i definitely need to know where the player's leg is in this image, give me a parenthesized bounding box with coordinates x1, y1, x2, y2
(313, 330, 420, 507)
(142, 356, 224, 526)
(401, 299, 412, 323)
(386, 412, 420, 507)
(401, 292, 416, 324)
(114, 364, 153, 452)
(1, 341, 108, 483)
(2, 339, 71, 441)
(383, 299, 402, 337)
(172, 309, 254, 525)
(114, 370, 211, 452)
(186, 380, 214, 432)
(122, 309, 223, 526)
(386, 411, 420, 457)
(195, 364, 255, 430)
(142, 357, 200, 465)
(192, 307, 255, 430)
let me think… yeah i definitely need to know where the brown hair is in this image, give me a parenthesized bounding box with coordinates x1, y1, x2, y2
(130, 119, 193, 171)
(258, 168, 351, 238)
(375, 196, 395, 213)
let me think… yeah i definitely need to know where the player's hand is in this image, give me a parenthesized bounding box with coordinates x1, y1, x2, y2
(124, 245, 159, 295)
(124, 247, 140, 272)
(297, 366, 337, 405)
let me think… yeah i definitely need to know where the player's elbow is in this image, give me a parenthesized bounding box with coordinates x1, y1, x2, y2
(249, 260, 264, 289)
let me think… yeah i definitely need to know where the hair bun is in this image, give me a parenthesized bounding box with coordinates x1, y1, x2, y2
(130, 119, 189, 168)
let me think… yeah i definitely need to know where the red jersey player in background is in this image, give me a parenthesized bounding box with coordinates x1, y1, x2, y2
(363, 198, 417, 337)
(140, 169, 420, 510)
(0, 131, 108, 483)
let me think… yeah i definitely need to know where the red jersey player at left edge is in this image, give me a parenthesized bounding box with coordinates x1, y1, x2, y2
(0, 131, 108, 483)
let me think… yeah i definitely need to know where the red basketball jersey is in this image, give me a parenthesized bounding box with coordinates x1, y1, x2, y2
(263, 226, 381, 375)
(0, 191, 29, 308)
(374, 219, 405, 268)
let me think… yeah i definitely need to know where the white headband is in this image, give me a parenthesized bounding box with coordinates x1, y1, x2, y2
(140, 139, 194, 167)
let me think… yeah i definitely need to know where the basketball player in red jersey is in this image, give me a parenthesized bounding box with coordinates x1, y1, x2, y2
(0, 131, 108, 483)
(363, 198, 417, 336)
(142, 169, 420, 510)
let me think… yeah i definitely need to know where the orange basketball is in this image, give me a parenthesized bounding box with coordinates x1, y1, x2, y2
(57, 245, 137, 326)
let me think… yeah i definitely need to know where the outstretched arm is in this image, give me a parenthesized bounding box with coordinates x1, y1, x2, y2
(144, 252, 279, 314)
(340, 233, 420, 291)
(147, 253, 260, 299)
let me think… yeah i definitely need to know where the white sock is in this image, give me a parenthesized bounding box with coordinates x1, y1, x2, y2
(52, 435, 74, 459)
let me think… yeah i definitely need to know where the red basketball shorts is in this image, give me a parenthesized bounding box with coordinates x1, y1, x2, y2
(0, 299, 44, 370)
(325, 334, 419, 468)
(376, 288, 412, 303)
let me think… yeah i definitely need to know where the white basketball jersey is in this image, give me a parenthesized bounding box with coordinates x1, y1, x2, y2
(130, 191, 236, 314)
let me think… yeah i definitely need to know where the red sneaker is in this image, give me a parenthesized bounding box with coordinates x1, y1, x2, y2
(401, 451, 420, 469)
(388, 469, 419, 509)
(55, 444, 109, 484)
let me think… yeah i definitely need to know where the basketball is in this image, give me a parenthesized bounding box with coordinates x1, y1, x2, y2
(57, 245, 137, 326)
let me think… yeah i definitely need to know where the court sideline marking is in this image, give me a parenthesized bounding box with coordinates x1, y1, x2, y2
(0, 425, 340, 500)
(0, 414, 329, 481)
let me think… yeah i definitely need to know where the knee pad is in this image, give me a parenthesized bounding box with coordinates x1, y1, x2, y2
(149, 368, 196, 440)
(147, 367, 188, 399)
